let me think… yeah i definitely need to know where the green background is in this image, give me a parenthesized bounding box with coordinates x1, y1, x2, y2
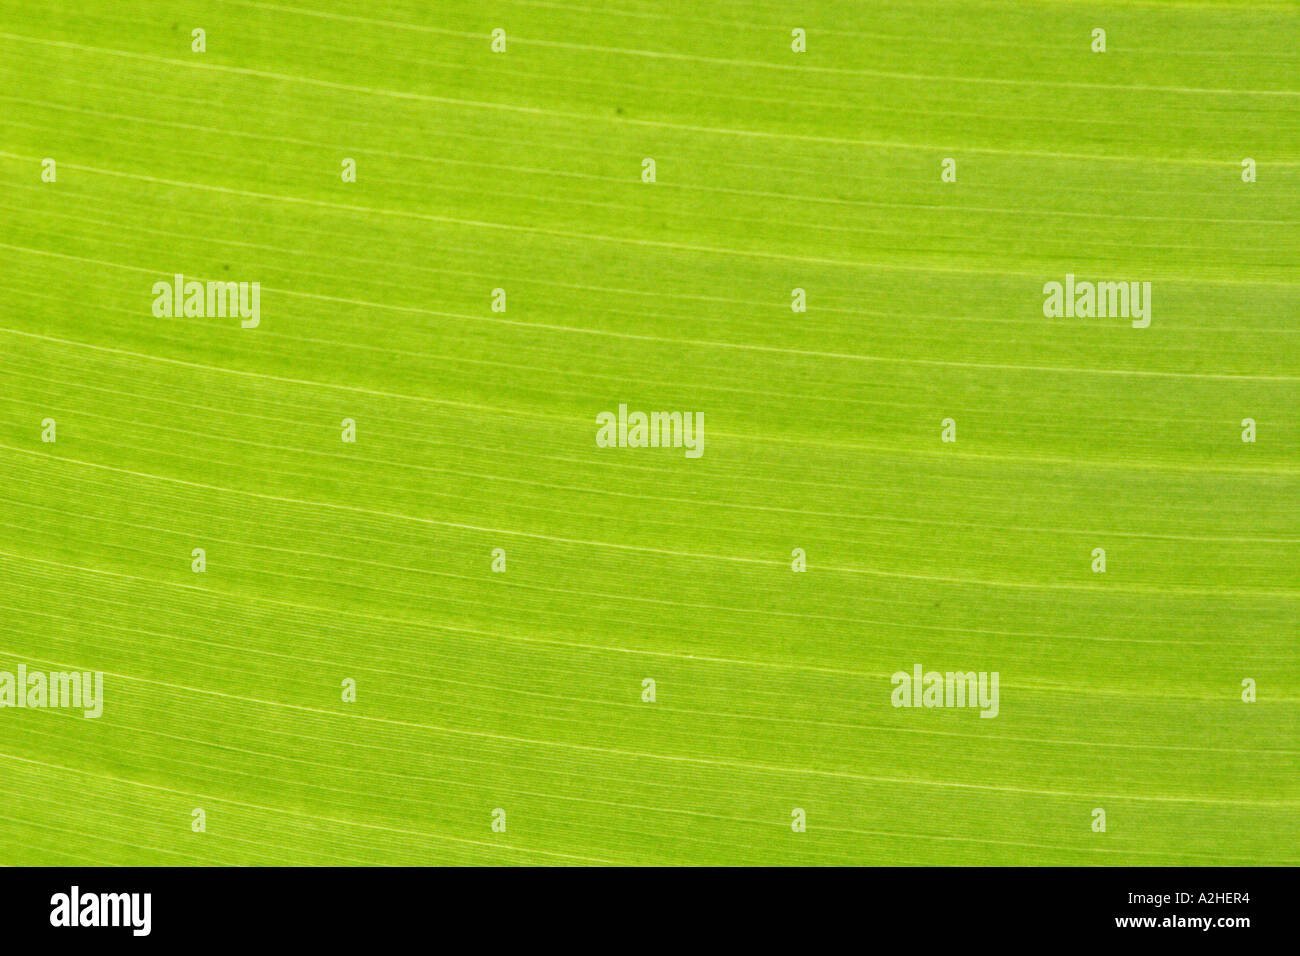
(0, 0, 1296, 865)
